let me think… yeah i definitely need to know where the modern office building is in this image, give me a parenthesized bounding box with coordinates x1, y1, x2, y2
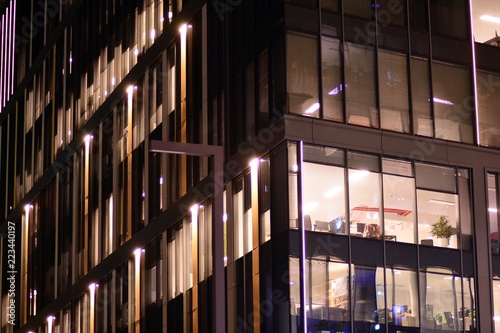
(2, 0, 500, 332)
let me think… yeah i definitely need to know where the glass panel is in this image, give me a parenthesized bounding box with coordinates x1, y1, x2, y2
(378, 51, 409, 133)
(411, 58, 432, 137)
(417, 190, 459, 249)
(353, 265, 382, 330)
(472, 0, 500, 44)
(458, 169, 472, 251)
(415, 163, 456, 193)
(307, 260, 350, 331)
(420, 271, 463, 331)
(378, 0, 406, 27)
(304, 144, 345, 166)
(345, 42, 378, 128)
(349, 169, 381, 238)
(234, 177, 251, 259)
(321, 37, 343, 122)
(286, 34, 320, 118)
(432, 62, 473, 143)
(289, 143, 299, 229)
(260, 157, 271, 242)
(321, 0, 339, 12)
(344, 0, 374, 19)
(462, 277, 476, 332)
(386, 268, 419, 328)
(348, 151, 380, 172)
(489, 174, 500, 255)
(409, 0, 428, 31)
(289, 257, 301, 322)
(383, 174, 416, 244)
(494, 278, 500, 333)
(382, 158, 413, 177)
(430, 0, 469, 39)
(303, 162, 346, 234)
(477, 71, 500, 148)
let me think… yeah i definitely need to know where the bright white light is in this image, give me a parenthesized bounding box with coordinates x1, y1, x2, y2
(179, 24, 188, 34)
(433, 97, 454, 105)
(134, 49, 139, 56)
(150, 29, 156, 40)
(480, 14, 500, 24)
(134, 248, 142, 257)
(292, 164, 298, 172)
(304, 102, 320, 114)
(160, 17, 165, 23)
(104, 90, 108, 96)
(159, 176, 164, 185)
(223, 213, 228, 222)
(303, 201, 319, 214)
(89, 283, 96, 290)
(68, 130, 72, 136)
(84, 134, 91, 144)
(168, 11, 173, 19)
(489, 207, 498, 213)
(127, 85, 134, 94)
(374, 324, 380, 330)
(323, 186, 342, 198)
(349, 170, 370, 182)
(111, 77, 116, 86)
(142, 192, 146, 198)
(427, 199, 455, 206)
(494, 316, 500, 322)
(250, 158, 259, 171)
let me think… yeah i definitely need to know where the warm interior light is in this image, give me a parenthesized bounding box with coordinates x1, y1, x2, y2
(323, 186, 342, 198)
(179, 23, 187, 34)
(489, 207, 498, 213)
(304, 102, 320, 114)
(432, 97, 454, 105)
(303, 201, 319, 214)
(427, 199, 455, 206)
(480, 14, 500, 24)
(349, 170, 370, 182)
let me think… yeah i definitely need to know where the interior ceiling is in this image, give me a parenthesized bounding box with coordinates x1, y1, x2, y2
(473, 0, 500, 43)
(302, 162, 458, 226)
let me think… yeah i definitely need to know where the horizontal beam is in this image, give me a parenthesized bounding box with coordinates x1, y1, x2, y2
(149, 140, 223, 157)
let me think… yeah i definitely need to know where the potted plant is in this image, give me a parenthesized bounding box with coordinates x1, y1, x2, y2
(430, 215, 452, 247)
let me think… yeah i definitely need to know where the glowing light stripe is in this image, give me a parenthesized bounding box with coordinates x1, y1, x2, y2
(470, 0, 480, 145)
(299, 141, 307, 332)
(1, 13, 5, 108)
(6, 5, 10, 101)
(11, 0, 15, 103)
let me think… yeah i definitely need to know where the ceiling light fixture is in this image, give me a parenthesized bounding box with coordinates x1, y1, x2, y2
(480, 14, 500, 24)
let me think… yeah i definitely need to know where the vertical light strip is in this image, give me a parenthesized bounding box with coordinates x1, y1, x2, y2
(109, 195, 113, 255)
(89, 283, 96, 333)
(1, 13, 5, 108)
(190, 205, 199, 333)
(179, 24, 187, 194)
(134, 248, 142, 333)
(84, 135, 91, 273)
(6, 5, 10, 100)
(11, 0, 16, 102)
(22, 205, 30, 323)
(469, 0, 480, 145)
(47, 316, 54, 333)
(250, 158, 261, 332)
(299, 141, 307, 333)
(127, 86, 133, 240)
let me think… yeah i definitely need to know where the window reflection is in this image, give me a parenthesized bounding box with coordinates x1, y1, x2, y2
(420, 270, 474, 332)
(321, 37, 343, 122)
(432, 62, 473, 144)
(344, 42, 378, 128)
(286, 34, 320, 118)
(378, 50, 409, 133)
(477, 71, 500, 148)
(489, 174, 500, 255)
